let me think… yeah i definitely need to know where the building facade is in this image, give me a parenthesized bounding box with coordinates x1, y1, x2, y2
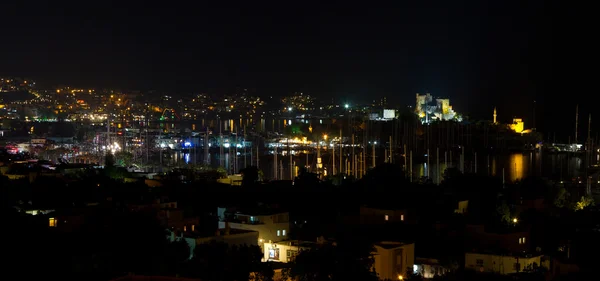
(218, 207, 291, 244)
(373, 241, 415, 280)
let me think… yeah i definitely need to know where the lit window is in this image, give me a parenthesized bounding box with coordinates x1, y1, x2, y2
(282, 230, 286, 236)
(277, 230, 281, 236)
(522, 237, 526, 244)
(401, 214, 405, 221)
(49, 217, 57, 227)
(191, 225, 195, 231)
(183, 226, 187, 232)
(385, 214, 389, 221)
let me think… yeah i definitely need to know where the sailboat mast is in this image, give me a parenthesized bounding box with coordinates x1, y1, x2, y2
(339, 128, 343, 175)
(575, 105, 579, 144)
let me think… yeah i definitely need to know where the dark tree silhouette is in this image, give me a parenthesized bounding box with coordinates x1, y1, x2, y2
(359, 163, 409, 191)
(98, 211, 169, 275)
(294, 167, 320, 188)
(105, 152, 115, 167)
(191, 241, 266, 281)
(241, 166, 260, 187)
(287, 238, 378, 281)
(166, 239, 191, 274)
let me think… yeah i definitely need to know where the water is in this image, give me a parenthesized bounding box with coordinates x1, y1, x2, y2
(414, 151, 590, 183)
(126, 118, 599, 183)
(168, 149, 595, 184)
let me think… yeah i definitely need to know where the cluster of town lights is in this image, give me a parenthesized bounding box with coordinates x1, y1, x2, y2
(102, 142, 121, 153)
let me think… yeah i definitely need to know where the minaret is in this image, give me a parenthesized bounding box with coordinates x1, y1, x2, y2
(493, 107, 497, 124)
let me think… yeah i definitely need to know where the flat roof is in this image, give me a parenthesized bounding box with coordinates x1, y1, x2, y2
(466, 251, 543, 258)
(375, 241, 412, 249)
(183, 228, 257, 238)
(236, 208, 288, 216)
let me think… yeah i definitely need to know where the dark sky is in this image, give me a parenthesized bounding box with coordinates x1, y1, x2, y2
(0, 1, 596, 138)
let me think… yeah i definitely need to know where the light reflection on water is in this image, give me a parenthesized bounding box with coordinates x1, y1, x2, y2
(151, 118, 595, 182)
(167, 149, 589, 183)
(407, 152, 587, 183)
(510, 153, 525, 182)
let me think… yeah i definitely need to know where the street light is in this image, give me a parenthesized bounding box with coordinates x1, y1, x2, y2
(513, 218, 518, 224)
(344, 104, 349, 109)
(323, 134, 328, 141)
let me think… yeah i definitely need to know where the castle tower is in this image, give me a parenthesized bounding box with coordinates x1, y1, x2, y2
(493, 107, 497, 124)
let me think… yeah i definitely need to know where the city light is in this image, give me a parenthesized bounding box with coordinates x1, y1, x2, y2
(105, 142, 120, 153)
(344, 104, 349, 109)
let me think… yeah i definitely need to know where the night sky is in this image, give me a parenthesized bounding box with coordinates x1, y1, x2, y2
(0, 1, 595, 137)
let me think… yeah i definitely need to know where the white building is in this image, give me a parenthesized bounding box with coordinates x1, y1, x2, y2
(263, 240, 313, 263)
(261, 239, 415, 281)
(373, 241, 415, 280)
(218, 207, 291, 245)
(465, 252, 548, 274)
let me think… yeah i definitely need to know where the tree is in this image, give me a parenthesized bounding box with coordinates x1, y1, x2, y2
(241, 166, 260, 187)
(216, 166, 227, 177)
(552, 186, 568, 208)
(294, 167, 320, 188)
(115, 151, 134, 167)
(287, 238, 378, 281)
(574, 195, 594, 211)
(105, 152, 115, 167)
(104, 165, 131, 180)
(250, 262, 275, 281)
(359, 163, 408, 191)
(191, 241, 265, 281)
(405, 270, 424, 281)
(496, 201, 512, 224)
(70, 211, 170, 276)
(166, 239, 191, 274)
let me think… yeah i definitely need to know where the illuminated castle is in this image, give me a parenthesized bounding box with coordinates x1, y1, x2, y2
(415, 93, 460, 123)
(509, 118, 524, 133)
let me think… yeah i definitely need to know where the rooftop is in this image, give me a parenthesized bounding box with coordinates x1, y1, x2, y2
(236, 207, 288, 216)
(466, 250, 544, 259)
(267, 240, 316, 248)
(183, 227, 256, 238)
(375, 241, 412, 250)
